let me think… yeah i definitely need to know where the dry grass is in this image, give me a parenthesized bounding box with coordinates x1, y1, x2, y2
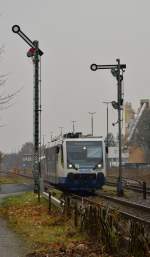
(0, 192, 85, 252)
(0, 174, 31, 184)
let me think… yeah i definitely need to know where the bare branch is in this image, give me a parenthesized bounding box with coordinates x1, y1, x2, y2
(0, 46, 24, 126)
(0, 86, 23, 104)
(0, 102, 16, 111)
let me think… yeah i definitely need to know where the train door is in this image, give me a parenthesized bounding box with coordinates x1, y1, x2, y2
(46, 146, 57, 184)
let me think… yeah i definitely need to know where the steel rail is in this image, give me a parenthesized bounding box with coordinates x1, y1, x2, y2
(96, 192, 150, 211)
(70, 193, 150, 226)
(105, 181, 150, 194)
(119, 210, 150, 226)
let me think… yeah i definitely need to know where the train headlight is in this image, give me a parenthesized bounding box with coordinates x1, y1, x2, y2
(68, 163, 78, 170)
(93, 163, 102, 170)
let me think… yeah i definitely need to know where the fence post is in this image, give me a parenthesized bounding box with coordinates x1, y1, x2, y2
(48, 192, 51, 213)
(74, 202, 78, 227)
(143, 181, 146, 200)
(66, 196, 71, 217)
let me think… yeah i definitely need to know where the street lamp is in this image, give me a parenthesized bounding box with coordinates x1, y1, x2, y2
(88, 112, 96, 136)
(50, 132, 53, 142)
(71, 121, 76, 133)
(42, 135, 45, 147)
(59, 127, 63, 137)
(90, 59, 126, 196)
(12, 25, 44, 200)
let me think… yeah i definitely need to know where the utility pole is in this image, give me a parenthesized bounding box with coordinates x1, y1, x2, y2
(12, 25, 43, 200)
(59, 127, 63, 137)
(91, 59, 126, 196)
(88, 112, 96, 136)
(42, 135, 45, 146)
(116, 59, 123, 196)
(50, 131, 53, 142)
(34, 40, 41, 196)
(72, 120, 76, 133)
(102, 101, 111, 172)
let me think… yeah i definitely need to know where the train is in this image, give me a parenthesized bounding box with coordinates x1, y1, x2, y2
(42, 132, 106, 192)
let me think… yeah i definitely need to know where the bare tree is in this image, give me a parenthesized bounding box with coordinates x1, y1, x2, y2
(0, 48, 22, 123)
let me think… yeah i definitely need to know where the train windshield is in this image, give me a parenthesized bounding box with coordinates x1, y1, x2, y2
(66, 141, 103, 169)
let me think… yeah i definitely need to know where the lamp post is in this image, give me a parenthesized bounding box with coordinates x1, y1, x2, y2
(12, 25, 44, 200)
(50, 131, 53, 142)
(102, 101, 112, 172)
(72, 120, 76, 133)
(91, 59, 126, 196)
(59, 126, 63, 137)
(42, 135, 45, 147)
(88, 112, 96, 136)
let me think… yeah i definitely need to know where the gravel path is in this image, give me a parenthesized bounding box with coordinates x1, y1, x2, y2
(0, 184, 33, 257)
(0, 218, 29, 257)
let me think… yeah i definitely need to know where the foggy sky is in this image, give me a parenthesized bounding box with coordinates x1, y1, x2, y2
(0, 0, 150, 153)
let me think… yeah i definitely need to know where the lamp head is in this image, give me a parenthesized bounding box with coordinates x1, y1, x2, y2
(12, 25, 20, 33)
(90, 63, 97, 71)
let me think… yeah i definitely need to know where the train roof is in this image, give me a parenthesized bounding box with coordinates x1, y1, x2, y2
(48, 133, 104, 147)
(64, 137, 103, 141)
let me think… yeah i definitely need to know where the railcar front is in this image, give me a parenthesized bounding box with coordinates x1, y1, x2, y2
(61, 137, 106, 191)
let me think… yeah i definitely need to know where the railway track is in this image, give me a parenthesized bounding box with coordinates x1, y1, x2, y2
(42, 189, 150, 227)
(93, 192, 150, 226)
(3, 172, 150, 226)
(106, 177, 150, 194)
(5, 171, 150, 195)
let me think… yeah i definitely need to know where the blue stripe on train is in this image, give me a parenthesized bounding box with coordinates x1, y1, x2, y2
(56, 174, 105, 191)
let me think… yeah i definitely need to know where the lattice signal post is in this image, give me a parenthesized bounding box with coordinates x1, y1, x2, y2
(12, 25, 43, 200)
(91, 59, 126, 196)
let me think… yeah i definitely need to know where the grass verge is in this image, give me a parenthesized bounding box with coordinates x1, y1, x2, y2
(0, 174, 32, 184)
(0, 192, 85, 253)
